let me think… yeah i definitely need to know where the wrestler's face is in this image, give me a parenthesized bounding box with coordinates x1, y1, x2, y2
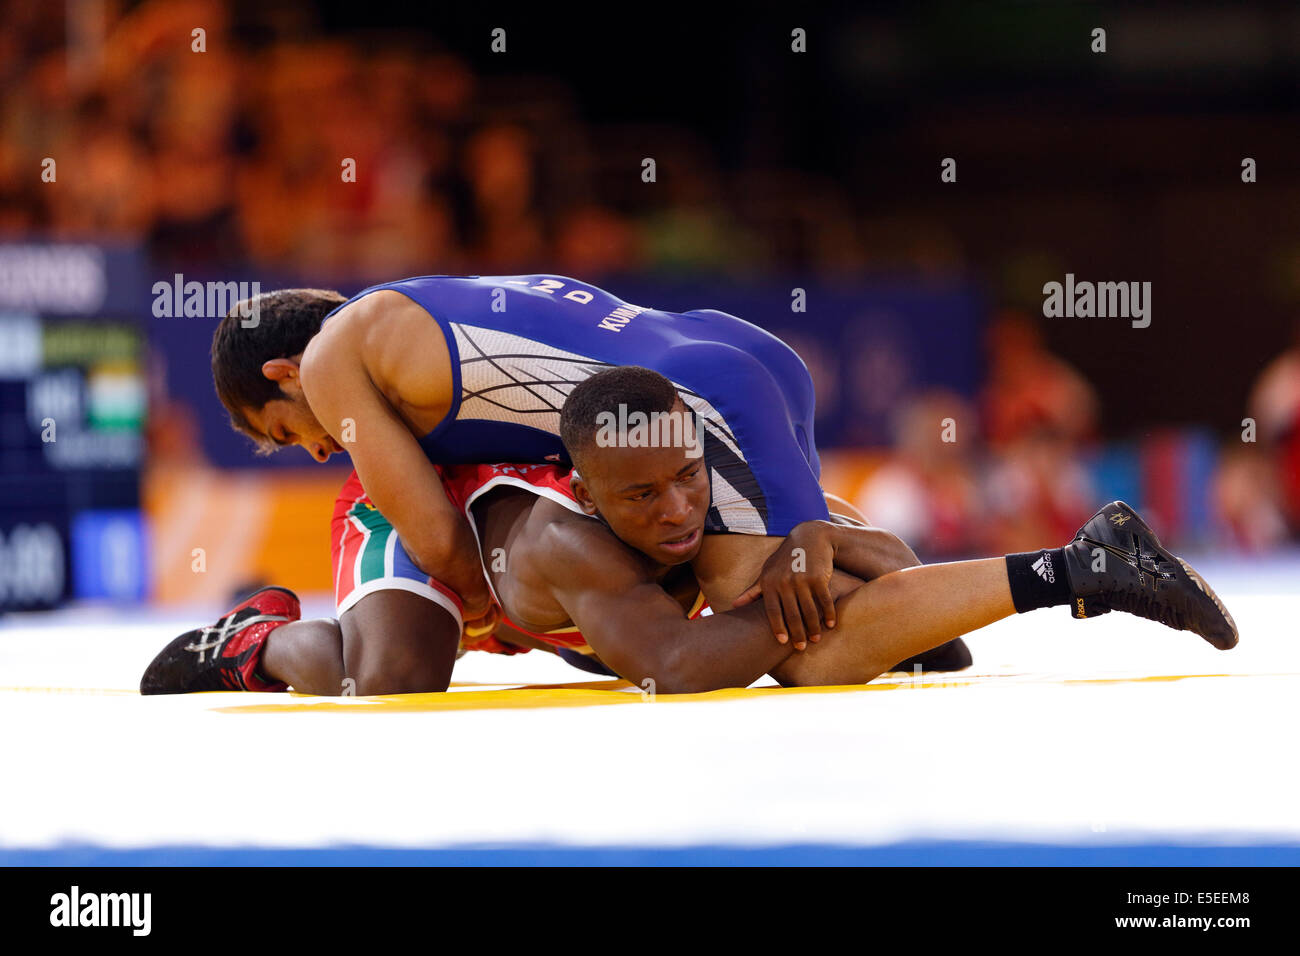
(571, 400, 711, 566)
(242, 387, 343, 463)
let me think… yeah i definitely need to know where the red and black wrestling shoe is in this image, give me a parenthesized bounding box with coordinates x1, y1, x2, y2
(139, 586, 300, 695)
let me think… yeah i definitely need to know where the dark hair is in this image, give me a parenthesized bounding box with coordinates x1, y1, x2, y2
(560, 365, 680, 470)
(211, 288, 346, 437)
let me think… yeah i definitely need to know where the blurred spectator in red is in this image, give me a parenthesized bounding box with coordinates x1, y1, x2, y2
(1213, 444, 1289, 551)
(982, 309, 1099, 447)
(853, 389, 982, 558)
(980, 309, 1099, 552)
(464, 124, 545, 269)
(147, 54, 244, 265)
(981, 435, 1096, 554)
(555, 204, 642, 275)
(1247, 318, 1300, 536)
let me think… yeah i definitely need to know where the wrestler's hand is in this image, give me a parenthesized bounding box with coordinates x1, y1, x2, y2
(732, 520, 837, 650)
(461, 601, 502, 642)
(458, 580, 493, 622)
(441, 517, 494, 621)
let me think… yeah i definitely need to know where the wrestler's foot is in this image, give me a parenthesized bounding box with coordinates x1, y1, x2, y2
(891, 637, 973, 673)
(140, 586, 300, 694)
(1062, 502, 1237, 649)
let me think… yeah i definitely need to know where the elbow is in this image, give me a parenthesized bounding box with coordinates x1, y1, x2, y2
(892, 534, 922, 570)
(408, 535, 459, 580)
(875, 529, 921, 572)
(640, 643, 721, 696)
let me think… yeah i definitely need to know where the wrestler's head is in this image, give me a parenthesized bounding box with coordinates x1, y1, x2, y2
(561, 366, 710, 566)
(211, 289, 346, 462)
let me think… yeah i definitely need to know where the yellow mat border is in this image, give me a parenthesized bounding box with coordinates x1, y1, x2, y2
(1, 672, 1282, 713)
(211, 671, 1252, 713)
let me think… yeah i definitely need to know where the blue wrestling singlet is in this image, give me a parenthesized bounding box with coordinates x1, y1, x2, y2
(322, 274, 830, 535)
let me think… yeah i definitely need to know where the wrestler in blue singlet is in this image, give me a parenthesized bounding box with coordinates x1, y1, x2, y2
(323, 274, 830, 536)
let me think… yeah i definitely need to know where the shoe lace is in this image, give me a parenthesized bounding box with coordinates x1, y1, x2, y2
(184, 611, 289, 663)
(1081, 533, 1184, 628)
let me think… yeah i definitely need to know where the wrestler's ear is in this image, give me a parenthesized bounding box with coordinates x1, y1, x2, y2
(570, 471, 599, 516)
(261, 357, 300, 384)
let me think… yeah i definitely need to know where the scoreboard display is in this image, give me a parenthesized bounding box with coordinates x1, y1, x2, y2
(0, 243, 147, 611)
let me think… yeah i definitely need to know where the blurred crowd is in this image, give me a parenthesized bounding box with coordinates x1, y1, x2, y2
(0, 0, 949, 281)
(842, 311, 1300, 558)
(3, 0, 1297, 560)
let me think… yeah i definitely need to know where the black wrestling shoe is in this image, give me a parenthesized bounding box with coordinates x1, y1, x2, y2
(891, 638, 973, 673)
(139, 586, 299, 694)
(1062, 501, 1237, 650)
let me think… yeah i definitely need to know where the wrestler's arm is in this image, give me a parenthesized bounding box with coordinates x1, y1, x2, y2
(733, 520, 920, 643)
(300, 292, 491, 617)
(822, 522, 920, 581)
(534, 520, 797, 693)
